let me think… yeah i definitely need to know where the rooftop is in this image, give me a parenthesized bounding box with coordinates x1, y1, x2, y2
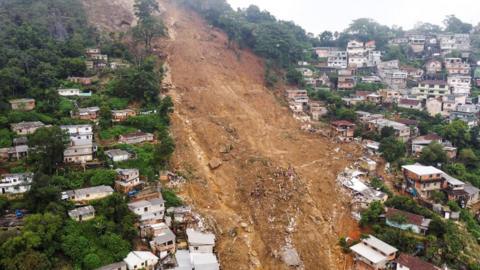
(186, 228, 216, 245)
(350, 242, 388, 264)
(396, 253, 439, 270)
(385, 208, 429, 227)
(68, 205, 95, 218)
(362, 235, 398, 255)
(402, 164, 444, 176)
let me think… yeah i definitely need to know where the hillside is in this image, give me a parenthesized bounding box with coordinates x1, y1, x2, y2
(83, 0, 361, 269)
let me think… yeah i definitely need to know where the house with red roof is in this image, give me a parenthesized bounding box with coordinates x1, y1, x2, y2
(385, 208, 431, 235)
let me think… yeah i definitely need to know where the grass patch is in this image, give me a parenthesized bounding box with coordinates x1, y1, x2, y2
(99, 125, 137, 140)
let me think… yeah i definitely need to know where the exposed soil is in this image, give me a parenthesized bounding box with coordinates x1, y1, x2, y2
(83, 1, 362, 269)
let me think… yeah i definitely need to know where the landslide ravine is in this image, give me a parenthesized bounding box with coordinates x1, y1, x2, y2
(83, 0, 362, 269)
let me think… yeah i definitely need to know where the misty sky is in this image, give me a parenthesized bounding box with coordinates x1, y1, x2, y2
(227, 0, 479, 34)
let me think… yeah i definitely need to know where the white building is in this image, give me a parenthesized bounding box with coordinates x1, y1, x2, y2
(68, 205, 95, 222)
(128, 197, 165, 224)
(61, 125, 95, 164)
(327, 51, 348, 69)
(105, 149, 131, 162)
(447, 75, 471, 95)
(0, 173, 33, 195)
(57, 88, 92, 97)
(123, 251, 158, 270)
(186, 228, 216, 254)
(62, 185, 114, 202)
(350, 235, 397, 270)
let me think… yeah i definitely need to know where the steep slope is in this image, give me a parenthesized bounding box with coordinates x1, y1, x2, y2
(156, 1, 361, 269)
(81, 0, 361, 269)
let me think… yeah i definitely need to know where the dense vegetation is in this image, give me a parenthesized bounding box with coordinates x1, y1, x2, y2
(0, 0, 175, 269)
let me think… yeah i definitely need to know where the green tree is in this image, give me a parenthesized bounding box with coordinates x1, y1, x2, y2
(152, 129, 175, 170)
(458, 148, 479, 168)
(442, 120, 471, 148)
(419, 142, 448, 165)
(380, 126, 395, 139)
(28, 127, 69, 174)
(443, 15, 473, 33)
(132, 0, 165, 50)
(360, 201, 384, 227)
(286, 68, 304, 86)
(379, 138, 406, 163)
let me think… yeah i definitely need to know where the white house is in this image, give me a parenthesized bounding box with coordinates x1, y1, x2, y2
(186, 228, 216, 254)
(0, 173, 33, 194)
(123, 251, 158, 270)
(350, 235, 397, 270)
(68, 205, 95, 222)
(61, 125, 95, 164)
(62, 185, 114, 202)
(105, 149, 131, 162)
(58, 88, 92, 97)
(447, 75, 471, 95)
(128, 197, 165, 224)
(190, 253, 220, 270)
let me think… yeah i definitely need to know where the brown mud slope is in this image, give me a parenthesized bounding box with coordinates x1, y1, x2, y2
(82, 0, 361, 269)
(156, 1, 361, 269)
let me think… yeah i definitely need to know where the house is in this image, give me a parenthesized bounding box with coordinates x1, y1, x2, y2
(105, 149, 131, 162)
(378, 89, 401, 104)
(425, 98, 443, 117)
(356, 111, 384, 124)
(338, 76, 356, 89)
(0, 173, 33, 195)
(442, 94, 468, 116)
(411, 81, 449, 99)
(366, 93, 382, 104)
(118, 132, 154, 144)
(286, 90, 309, 106)
(72, 107, 100, 121)
(68, 205, 95, 222)
(411, 134, 457, 159)
(408, 35, 426, 53)
(149, 224, 176, 258)
(395, 253, 440, 270)
(309, 101, 328, 121)
(447, 75, 471, 95)
(385, 208, 431, 234)
(62, 185, 114, 202)
(438, 34, 471, 53)
(402, 164, 444, 198)
(85, 48, 101, 55)
(67, 77, 93, 85)
(110, 61, 130, 70)
(444, 58, 470, 75)
(449, 111, 478, 128)
(186, 228, 216, 254)
(425, 59, 442, 76)
(124, 251, 158, 270)
(58, 88, 92, 97)
(398, 98, 422, 110)
(381, 69, 407, 90)
(464, 183, 480, 207)
(400, 66, 424, 81)
(11, 121, 46, 135)
(190, 253, 220, 270)
(112, 109, 137, 122)
(174, 250, 193, 269)
(9, 98, 35, 111)
(95, 262, 128, 270)
(347, 40, 366, 55)
(115, 168, 142, 193)
(128, 197, 165, 224)
(350, 235, 397, 270)
(61, 125, 95, 164)
(327, 50, 348, 69)
(314, 47, 342, 58)
(443, 174, 469, 204)
(368, 119, 411, 142)
(330, 120, 355, 142)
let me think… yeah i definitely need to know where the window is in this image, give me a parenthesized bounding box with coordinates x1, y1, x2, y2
(144, 207, 148, 212)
